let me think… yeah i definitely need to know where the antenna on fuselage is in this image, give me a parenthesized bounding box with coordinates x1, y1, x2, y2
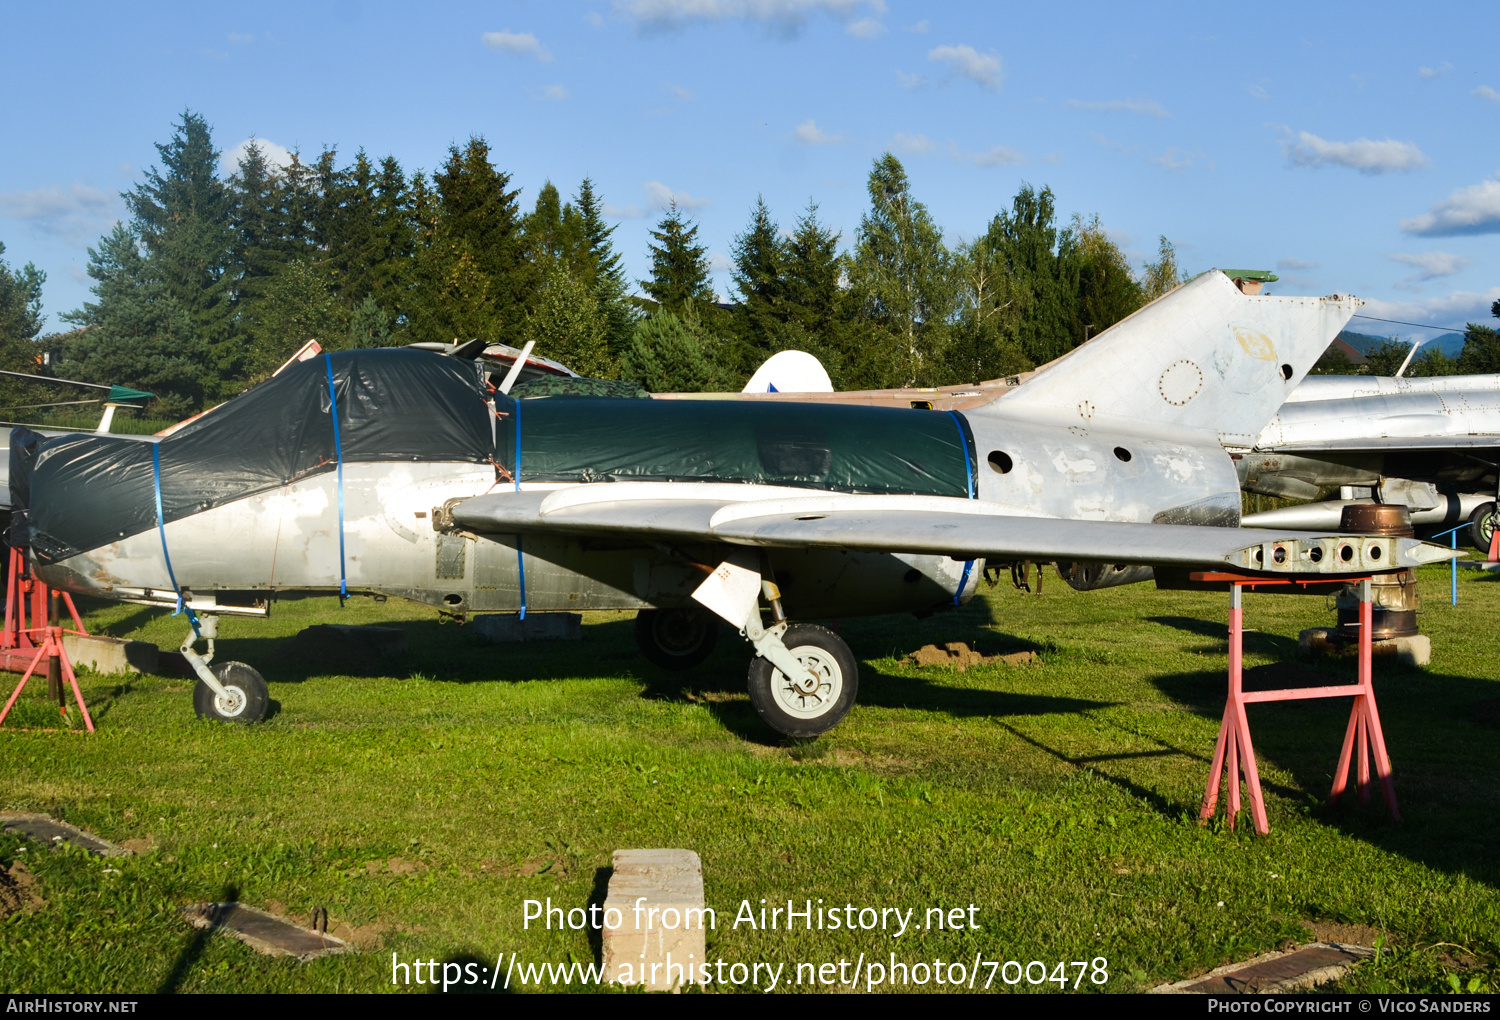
(497, 340, 536, 396)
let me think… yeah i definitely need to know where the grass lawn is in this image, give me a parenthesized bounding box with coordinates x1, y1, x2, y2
(0, 563, 1497, 994)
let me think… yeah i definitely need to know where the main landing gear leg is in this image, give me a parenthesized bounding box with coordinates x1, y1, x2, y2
(180, 613, 269, 724)
(720, 572, 860, 738)
(691, 557, 859, 737)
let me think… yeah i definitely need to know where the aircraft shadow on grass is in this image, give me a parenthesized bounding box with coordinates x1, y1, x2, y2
(1144, 615, 1500, 890)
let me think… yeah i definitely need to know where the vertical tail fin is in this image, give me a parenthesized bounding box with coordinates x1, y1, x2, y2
(981, 271, 1360, 448)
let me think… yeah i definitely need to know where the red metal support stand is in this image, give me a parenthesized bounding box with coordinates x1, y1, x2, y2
(1, 547, 85, 670)
(1199, 576, 1398, 834)
(1328, 581, 1400, 818)
(0, 625, 94, 732)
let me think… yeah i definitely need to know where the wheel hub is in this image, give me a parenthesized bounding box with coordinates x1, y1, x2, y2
(774, 649, 842, 718)
(214, 684, 247, 718)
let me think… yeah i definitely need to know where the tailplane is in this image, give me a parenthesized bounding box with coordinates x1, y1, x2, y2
(979, 270, 1360, 448)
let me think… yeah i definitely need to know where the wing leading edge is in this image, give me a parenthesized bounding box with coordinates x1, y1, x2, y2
(451, 484, 1456, 576)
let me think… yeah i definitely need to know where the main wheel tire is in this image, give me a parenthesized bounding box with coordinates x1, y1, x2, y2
(193, 662, 269, 724)
(1468, 502, 1497, 552)
(635, 607, 720, 671)
(747, 624, 859, 738)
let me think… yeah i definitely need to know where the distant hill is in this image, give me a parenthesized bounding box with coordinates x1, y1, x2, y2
(1337, 329, 1466, 359)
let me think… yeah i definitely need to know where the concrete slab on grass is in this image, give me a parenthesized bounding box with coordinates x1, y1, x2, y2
(0, 812, 129, 857)
(1152, 942, 1375, 994)
(602, 849, 706, 991)
(183, 902, 348, 961)
(472, 613, 581, 644)
(61, 634, 158, 676)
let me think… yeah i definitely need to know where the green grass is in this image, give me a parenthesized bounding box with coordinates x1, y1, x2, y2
(1, 564, 1498, 993)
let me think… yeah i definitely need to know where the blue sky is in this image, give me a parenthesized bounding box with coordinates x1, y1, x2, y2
(2, 0, 1496, 343)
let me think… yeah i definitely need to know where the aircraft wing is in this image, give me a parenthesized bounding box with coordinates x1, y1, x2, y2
(452, 483, 1455, 575)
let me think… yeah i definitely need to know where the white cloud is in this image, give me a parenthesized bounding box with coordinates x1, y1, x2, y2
(904, 19, 928, 33)
(1153, 146, 1207, 171)
(0, 183, 120, 246)
(481, 30, 553, 61)
(1387, 251, 1473, 280)
(1066, 97, 1169, 118)
(227, 31, 255, 44)
(602, 202, 643, 219)
(665, 83, 695, 100)
(1400, 175, 1500, 236)
(1283, 131, 1430, 174)
(1276, 257, 1319, 271)
(895, 69, 927, 89)
(846, 17, 885, 37)
(1473, 85, 1500, 104)
(222, 137, 294, 174)
(613, 0, 886, 35)
(1418, 61, 1452, 79)
(927, 44, 1002, 91)
(1245, 81, 1269, 100)
(793, 119, 843, 145)
(709, 252, 733, 271)
(949, 141, 1024, 167)
(645, 180, 711, 211)
(534, 84, 571, 101)
(1360, 287, 1500, 328)
(585, 11, 607, 28)
(889, 132, 933, 154)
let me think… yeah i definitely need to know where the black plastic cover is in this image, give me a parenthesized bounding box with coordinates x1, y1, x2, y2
(28, 349, 492, 562)
(495, 396, 977, 499)
(7, 426, 45, 548)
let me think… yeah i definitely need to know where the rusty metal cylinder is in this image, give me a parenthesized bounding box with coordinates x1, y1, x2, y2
(1335, 503, 1419, 640)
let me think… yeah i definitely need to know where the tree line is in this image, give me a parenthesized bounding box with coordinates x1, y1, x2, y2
(5, 110, 1492, 419)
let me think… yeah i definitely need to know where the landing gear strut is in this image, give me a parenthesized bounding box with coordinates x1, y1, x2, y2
(180, 614, 269, 724)
(688, 560, 860, 738)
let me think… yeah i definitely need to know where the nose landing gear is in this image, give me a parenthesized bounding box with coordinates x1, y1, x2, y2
(180, 614, 269, 724)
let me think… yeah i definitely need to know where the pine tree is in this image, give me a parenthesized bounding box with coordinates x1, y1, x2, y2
(124, 110, 238, 389)
(642, 201, 715, 312)
(848, 154, 953, 386)
(728, 196, 787, 373)
(244, 259, 345, 376)
(574, 178, 635, 368)
(348, 295, 392, 348)
(522, 265, 612, 378)
(981, 184, 1079, 367)
(59, 223, 202, 416)
(0, 240, 46, 369)
(228, 139, 294, 310)
(622, 308, 734, 392)
(425, 137, 531, 345)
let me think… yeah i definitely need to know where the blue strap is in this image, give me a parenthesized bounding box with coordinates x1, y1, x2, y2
(947, 410, 976, 499)
(324, 355, 347, 603)
(947, 410, 977, 605)
(514, 398, 526, 619)
(152, 443, 199, 637)
(954, 558, 976, 607)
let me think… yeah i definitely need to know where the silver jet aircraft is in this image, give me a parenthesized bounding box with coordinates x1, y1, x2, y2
(1239, 370, 1500, 550)
(15, 271, 1453, 736)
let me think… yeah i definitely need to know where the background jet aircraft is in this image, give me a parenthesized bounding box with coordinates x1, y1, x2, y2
(14, 271, 1451, 737)
(1239, 372, 1500, 554)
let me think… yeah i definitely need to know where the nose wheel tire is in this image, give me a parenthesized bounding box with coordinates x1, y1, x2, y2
(1468, 502, 1496, 552)
(635, 607, 720, 671)
(747, 624, 858, 738)
(193, 662, 269, 724)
